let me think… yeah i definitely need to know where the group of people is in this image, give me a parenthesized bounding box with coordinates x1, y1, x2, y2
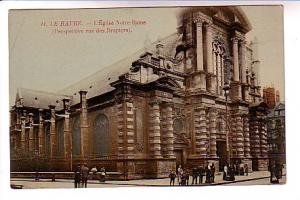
(169, 163, 216, 186)
(223, 162, 249, 181)
(74, 163, 107, 188)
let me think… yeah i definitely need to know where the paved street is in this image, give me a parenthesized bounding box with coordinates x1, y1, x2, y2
(10, 170, 286, 189)
(226, 176, 286, 186)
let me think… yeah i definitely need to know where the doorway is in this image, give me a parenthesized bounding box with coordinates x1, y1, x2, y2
(174, 150, 183, 168)
(216, 141, 227, 171)
(252, 158, 259, 171)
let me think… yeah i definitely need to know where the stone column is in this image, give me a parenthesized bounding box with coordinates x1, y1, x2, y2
(116, 87, 135, 159)
(148, 100, 162, 158)
(196, 20, 204, 71)
(193, 19, 207, 91)
(205, 23, 213, 74)
(79, 90, 89, 158)
(240, 40, 247, 83)
(194, 109, 201, 155)
(20, 116, 26, 154)
(234, 113, 244, 158)
(117, 102, 125, 156)
(125, 101, 135, 158)
(199, 107, 208, 157)
(243, 116, 251, 158)
(209, 108, 217, 158)
(164, 103, 175, 158)
(260, 120, 268, 158)
(63, 98, 71, 159)
(230, 115, 237, 157)
(38, 109, 45, 157)
(252, 119, 261, 157)
(232, 37, 239, 82)
(49, 105, 56, 159)
(205, 22, 216, 93)
(28, 113, 34, 156)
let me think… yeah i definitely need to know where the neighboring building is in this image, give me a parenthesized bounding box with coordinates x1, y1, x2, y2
(10, 6, 270, 179)
(263, 86, 285, 164)
(266, 102, 286, 164)
(263, 87, 280, 109)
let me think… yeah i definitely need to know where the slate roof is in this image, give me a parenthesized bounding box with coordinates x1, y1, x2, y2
(16, 88, 71, 110)
(16, 32, 180, 108)
(267, 102, 285, 117)
(58, 32, 179, 105)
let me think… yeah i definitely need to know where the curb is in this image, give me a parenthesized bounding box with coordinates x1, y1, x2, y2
(88, 175, 285, 187)
(11, 174, 286, 188)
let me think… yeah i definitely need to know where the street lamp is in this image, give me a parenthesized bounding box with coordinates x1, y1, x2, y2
(223, 83, 231, 166)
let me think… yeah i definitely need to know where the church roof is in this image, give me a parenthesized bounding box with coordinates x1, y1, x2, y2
(58, 32, 179, 105)
(15, 88, 71, 110)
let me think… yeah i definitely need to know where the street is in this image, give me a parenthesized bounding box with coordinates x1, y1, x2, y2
(10, 170, 286, 189)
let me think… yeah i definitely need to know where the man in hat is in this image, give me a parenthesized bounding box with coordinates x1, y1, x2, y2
(74, 164, 81, 188)
(81, 163, 89, 188)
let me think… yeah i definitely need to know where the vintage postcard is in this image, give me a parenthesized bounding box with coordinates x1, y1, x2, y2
(9, 5, 285, 189)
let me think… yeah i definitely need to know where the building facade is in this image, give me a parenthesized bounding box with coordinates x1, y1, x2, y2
(10, 7, 270, 179)
(266, 102, 286, 165)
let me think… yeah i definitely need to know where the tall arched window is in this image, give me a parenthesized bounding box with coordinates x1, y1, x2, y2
(72, 116, 81, 156)
(93, 114, 110, 156)
(57, 120, 64, 156)
(213, 38, 227, 95)
(45, 124, 50, 158)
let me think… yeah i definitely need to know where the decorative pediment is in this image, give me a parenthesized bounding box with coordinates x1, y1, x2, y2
(174, 132, 190, 145)
(156, 76, 181, 89)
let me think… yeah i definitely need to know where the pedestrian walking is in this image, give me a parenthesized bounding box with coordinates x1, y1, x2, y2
(74, 164, 82, 188)
(205, 164, 211, 183)
(229, 165, 235, 181)
(100, 167, 106, 182)
(177, 165, 183, 185)
(185, 169, 190, 185)
(198, 166, 204, 184)
(169, 170, 176, 186)
(181, 171, 187, 186)
(240, 164, 245, 176)
(191, 167, 198, 185)
(245, 164, 248, 176)
(223, 164, 228, 180)
(81, 163, 89, 188)
(210, 163, 215, 183)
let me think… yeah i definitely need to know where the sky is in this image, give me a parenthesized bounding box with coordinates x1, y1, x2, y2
(9, 6, 284, 105)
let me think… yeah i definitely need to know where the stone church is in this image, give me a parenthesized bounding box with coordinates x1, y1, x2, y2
(10, 6, 269, 179)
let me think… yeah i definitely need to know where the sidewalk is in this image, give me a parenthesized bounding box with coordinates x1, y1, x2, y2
(87, 170, 275, 186)
(11, 170, 286, 188)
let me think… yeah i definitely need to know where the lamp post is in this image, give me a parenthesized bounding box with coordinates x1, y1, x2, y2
(223, 83, 231, 166)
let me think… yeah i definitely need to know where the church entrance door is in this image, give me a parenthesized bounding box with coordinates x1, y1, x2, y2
(174, 150, 183, 168)
(217, 141, 227, 171)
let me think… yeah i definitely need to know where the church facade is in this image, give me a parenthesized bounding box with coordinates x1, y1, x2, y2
(10, 6, 269, 180)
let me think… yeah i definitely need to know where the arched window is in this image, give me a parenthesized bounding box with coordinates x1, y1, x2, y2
(93, 114, 110, 156)
(57, 120, 64, 156)
(174, 118, 184, 134)
(212, 38, 228, 95)
(72, 116, 81, 156)
(45, 124, 50, 157)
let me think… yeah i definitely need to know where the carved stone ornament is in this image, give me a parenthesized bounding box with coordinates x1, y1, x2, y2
(174, 132, 190, 145)
(135, 143, 144, 152)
